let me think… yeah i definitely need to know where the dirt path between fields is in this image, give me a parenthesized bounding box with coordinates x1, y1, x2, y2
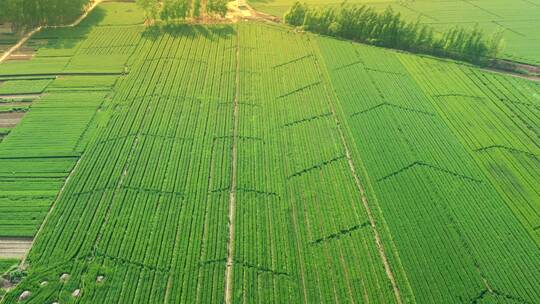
(0, 0, 104, 64)
(224, 25, 240, 304)
(225, 1, 279, 23)
(310, 41, 404, 304)
(0, 238, 33, 259)
(483, 60, 540, 82)
(0, 112, 26, 128)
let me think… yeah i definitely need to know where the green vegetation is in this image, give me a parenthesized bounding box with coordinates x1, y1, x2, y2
(285, 3, 503, 64)
(136, 0, 229, 21)
(0, 0, 91, 30)
(0, 4, 135, 237)
(251, 0, 540, 64)
(0, 2, 539, 304)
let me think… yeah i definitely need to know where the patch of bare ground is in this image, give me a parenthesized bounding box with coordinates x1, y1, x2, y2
(0, 112, 26, 128)
(0, 238, 33, 259)
(0, 0, 105, 64)
(0, 94, 41, 100)
(486, 59, 540, 82)
(164, 1, 280, 24)
(5, 53, 34, 61)
(225, 1, 279, 23)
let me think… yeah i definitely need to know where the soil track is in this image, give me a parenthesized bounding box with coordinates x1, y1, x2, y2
(224, 24, 240, 304)
(0, 238, 33, 259)
(0, 112, 26, 128)
(0, 94, 41, 100)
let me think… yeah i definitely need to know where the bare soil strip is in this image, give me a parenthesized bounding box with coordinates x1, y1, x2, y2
(6, 54, 34, 61)
(483, 65, 540, 83)
(0, 237, 33, 259)
(0, 94, 41, 99)
(311, 45, 404, 303)
(0, 112, 26, 128)
(224, 26, 241, 304)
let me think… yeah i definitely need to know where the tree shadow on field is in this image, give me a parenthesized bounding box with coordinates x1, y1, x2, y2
(142, 23, 236, 42)
(247, 0, 275, 4)
(32, 7, 106, 50)
(76, 6, 107, 28)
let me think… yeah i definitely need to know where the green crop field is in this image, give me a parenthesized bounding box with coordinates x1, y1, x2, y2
(0, 1, 538, 303)
(250, 0, 540, 65)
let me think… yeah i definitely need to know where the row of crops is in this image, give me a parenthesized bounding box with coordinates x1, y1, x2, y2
(316, 36, 540, 303)
(0, 10, 143, 237)
(2, 23, 238, 303)
(233, 23, 397, 303)
(2, 3, 539, 302)
(2, 21, 400, 303)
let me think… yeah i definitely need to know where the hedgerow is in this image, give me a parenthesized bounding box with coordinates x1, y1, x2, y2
(284, 2, 504, 64)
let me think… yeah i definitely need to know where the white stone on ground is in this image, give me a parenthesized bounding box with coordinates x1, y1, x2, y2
(18, 290, 31, 301)
(72, 289, 81, 297)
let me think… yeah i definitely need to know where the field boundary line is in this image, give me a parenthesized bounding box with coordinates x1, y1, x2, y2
(224, 25, 240, 304)
(308, 36, 404, 304)
(0, 0, 104, 64)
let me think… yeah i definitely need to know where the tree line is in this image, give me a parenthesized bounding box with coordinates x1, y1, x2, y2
(284, 2, 504, 64)
(136, 0, 228, 22)
(0, 0, 90, 31)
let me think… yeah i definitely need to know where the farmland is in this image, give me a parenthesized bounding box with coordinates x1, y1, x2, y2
(250, 0, 540, 65)
(1, 1, 539, 303)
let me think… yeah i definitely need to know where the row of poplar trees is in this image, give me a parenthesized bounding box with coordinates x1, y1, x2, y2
(136, 0, 228, 22)
(0, 0, 90, 30)
(284, 2, 504, 64)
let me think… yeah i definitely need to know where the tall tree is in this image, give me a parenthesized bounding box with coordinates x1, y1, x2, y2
(207, 0, 227, 17)
(136, 0, 160, 22)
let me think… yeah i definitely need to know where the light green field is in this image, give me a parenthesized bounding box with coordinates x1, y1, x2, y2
(1, 2, 539, 303)
(0, 3, 142, 237)
(250, 0, 540, 65)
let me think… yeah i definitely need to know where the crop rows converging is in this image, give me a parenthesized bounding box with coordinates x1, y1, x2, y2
(1, 21, 401, 303)
(1, 6, 539, 304)
(232, 23, 397, 303)
(0, 5, 144, 238)
(316, 36, 540, 303)
(2, 24, 237, 303)
(250, 0, 540, 65)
